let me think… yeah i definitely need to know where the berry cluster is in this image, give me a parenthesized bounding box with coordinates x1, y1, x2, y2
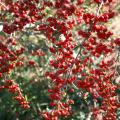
(5, 79, 30, 109)
(0, 0, 120, 120)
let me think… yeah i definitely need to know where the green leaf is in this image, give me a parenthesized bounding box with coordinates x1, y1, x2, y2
(0, 31, 7, 37)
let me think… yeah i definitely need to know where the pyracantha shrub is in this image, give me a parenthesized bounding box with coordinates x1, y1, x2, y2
(0, 0, 120, 120)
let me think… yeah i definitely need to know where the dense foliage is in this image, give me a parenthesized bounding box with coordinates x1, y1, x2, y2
(0, 0, 120, 120)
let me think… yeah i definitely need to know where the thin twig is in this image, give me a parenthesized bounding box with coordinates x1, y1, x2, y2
(96, 0, 104, 16)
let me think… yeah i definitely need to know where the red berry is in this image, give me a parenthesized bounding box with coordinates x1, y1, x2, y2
(77, 0, 85, 4)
